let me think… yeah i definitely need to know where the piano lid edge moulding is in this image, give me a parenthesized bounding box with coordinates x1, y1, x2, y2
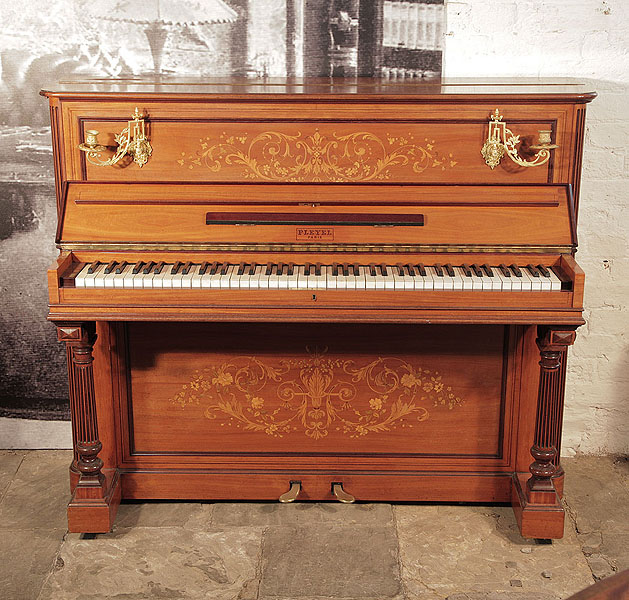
(42, 77, 596, 537)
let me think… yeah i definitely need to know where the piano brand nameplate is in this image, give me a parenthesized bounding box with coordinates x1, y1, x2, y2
(123, 323, 509, 458)
(296, 228, 334, 241)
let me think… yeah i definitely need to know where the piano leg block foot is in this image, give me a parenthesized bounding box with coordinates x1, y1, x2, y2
(68, 469, 121, 533)
(511, 472, 564, 540)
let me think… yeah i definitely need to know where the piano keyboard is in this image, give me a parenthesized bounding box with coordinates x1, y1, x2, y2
(72, 261, 565, 291)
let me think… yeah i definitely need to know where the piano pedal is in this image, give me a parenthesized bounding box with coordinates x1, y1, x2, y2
(278, 481, 302, 503)
(332, 482, 355, 504)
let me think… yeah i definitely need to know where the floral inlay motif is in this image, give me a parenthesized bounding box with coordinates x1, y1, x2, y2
(172, 348, 464, 439)
(177, 130, 458, 182)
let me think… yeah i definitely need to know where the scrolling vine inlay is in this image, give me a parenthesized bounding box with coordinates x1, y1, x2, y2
(177, 130, 457, 182)
(172, 348, 464, 439)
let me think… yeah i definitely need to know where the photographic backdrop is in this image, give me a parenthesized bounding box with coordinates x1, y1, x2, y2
(0, 0, 443, 431)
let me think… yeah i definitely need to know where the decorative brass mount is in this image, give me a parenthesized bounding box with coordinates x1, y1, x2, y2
(481, 109, 558, 169)
(78, 108, 152, 168)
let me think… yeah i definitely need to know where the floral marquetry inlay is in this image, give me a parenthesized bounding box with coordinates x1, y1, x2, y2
(172, 348, 464, 439)
(177, 130, 457, 182)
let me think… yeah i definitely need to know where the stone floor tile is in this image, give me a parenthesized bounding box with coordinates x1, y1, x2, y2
(212, 502, 394, 527)
(396, 505, 593, 599)
(563, 456, 629, 535)
(114, 501, 207, 530)
(0, 450, 25, 501)
(38, 526, 263, 600)
(0, 528, 64, 600)
(0, 450, 71, 530)
(259, 525, 401, 599)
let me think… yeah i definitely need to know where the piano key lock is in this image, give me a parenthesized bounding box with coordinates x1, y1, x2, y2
(78, 108, 152, 168)
(481, 109, 558, 169)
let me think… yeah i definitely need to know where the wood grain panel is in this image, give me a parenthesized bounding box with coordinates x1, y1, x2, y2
(124, 323, 507, 457)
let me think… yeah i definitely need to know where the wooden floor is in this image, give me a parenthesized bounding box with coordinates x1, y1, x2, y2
(0, 452, 627, 600)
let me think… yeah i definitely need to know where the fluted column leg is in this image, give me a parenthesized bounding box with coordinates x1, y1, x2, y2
(57, 323, 120, 532)
(512, 325, 578, 539)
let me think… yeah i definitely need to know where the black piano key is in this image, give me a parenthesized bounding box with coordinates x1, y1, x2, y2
(415, 263, 426, 276)
(379, 263, 388, 276)
(304, 262, 312, 277)
(396, 263, 405, 276)
(461, 263, 472, 277)
(154, 261, 165, 275)
(315, 263, 322, 277)
(509, 264, 523, 277)
(171, 261, 183, 275)
(498, 263, 511, 277)
(133, 261, 145, 275)
(114, 261, 128, 274)
(142, 261, 156, 275)
(199, 261, 210, 275)
(181, 261, 193, 275)
(341, 262, 349, 277)
(405, 264, 415, 276)
(237, 262, 247, 276)
(471, 263, 483, 277)
(481, 264, 494, 277)
(249, 262, 258, 276)
(444, 263, 456, 277)
(209, 261, 219, 275)
(104, 260, 118, 274)
(352, 263, 360, 276)
(433, 263, 444, 277)
(526, 264, 541, 277)
(265, 262, 274, 276)
(332, 263, 340, 277)
(220, 263, 230, 275)
(368, 263, 377, 277)
(537, 264, 551, 277)
(87, 261, 101, 274)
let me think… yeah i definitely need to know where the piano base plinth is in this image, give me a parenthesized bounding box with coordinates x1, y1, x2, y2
(511, 472, 565, 540)
(67, 468, 121, 534)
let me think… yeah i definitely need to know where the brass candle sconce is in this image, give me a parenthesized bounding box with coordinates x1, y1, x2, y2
(78, 108, 152, 168)
(481, 109, 558, 169)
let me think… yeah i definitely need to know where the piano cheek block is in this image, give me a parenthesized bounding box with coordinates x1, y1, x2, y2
(43, 78, 593, 538)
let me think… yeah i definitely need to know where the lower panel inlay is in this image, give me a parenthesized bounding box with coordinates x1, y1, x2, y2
(123, 323, 509, 457)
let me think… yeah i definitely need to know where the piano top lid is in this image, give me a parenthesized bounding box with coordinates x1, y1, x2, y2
(40, 76, 597, 103)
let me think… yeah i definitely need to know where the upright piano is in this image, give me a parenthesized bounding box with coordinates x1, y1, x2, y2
(41, 78, 595, 537)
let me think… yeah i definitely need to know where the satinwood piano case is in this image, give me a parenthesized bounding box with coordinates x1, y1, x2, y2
(41, 77, 595, 537)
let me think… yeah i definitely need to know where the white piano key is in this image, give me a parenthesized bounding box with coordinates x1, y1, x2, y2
(344, 267, 357, 290)
(325, 266, 337, 289)
(190, 265, 203, 288)
(287, 267, 298, 289)
(427, 267, 443, 290)
(277, 267, 291, 289)
(94, 265, 109, 287)
(247, 266, 263, 289)
(441, 269, 455, 290)
(220, 265, 235, 288)
(392, 268, 406, 290)
(74, 264, 90, 288)
(496, 269, 513, 291)
(538, 270, 552, 291)
(314, 267, 327, 289)
(382, 267, 395, 290)
(356, 266, 367, 290)
(520, 270, 535, 291)
(548, 267, 562, 291)
(85, 265, 107, 288)
(485, 267, 503, 291)
(451, 267, 465, 290)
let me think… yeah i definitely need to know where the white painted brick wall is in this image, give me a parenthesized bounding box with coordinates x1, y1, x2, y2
(444, 0, 629, 454)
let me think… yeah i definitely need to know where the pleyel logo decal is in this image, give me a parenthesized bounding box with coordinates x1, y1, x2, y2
(296, 228, 334, 241)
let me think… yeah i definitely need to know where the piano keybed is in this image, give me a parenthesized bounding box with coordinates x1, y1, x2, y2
(70, 260, 567, 291)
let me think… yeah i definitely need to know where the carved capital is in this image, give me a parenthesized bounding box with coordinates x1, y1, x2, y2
(536, 326, 577, 353)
